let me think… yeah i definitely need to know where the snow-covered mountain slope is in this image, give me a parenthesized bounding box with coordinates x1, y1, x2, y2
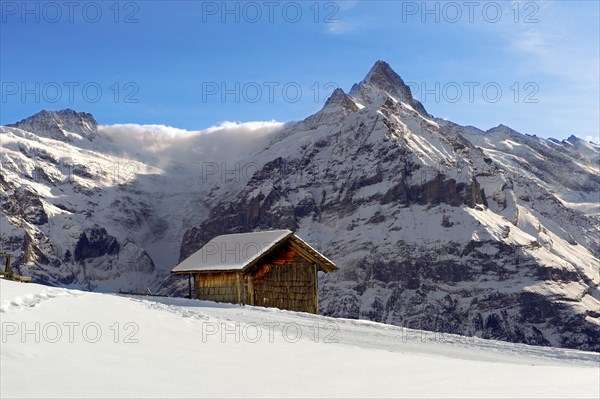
(1, 61, 598, 352)
(1, 280, 598, 398)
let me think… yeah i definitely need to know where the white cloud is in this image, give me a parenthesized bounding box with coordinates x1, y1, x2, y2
(97, 121, 285, 171)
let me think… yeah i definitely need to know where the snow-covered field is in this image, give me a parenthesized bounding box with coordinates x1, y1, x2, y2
(1, 280, 598, 398)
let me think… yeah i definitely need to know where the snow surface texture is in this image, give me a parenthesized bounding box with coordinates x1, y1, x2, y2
(1, 61, 599, 351)
(1, 280, 598, 399)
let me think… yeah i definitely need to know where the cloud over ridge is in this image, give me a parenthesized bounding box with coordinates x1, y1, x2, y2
(97, 120, 285, 170)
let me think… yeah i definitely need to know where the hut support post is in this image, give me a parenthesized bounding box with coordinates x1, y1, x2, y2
(188, 274, 192, 299)
(247, 276, 254, 306)
(236, 272, 242, 304)
(314, 264, 319, 315)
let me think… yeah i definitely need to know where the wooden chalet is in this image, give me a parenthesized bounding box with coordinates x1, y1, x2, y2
(171, 230, 337, 314)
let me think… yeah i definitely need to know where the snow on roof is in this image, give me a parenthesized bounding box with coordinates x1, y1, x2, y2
(171, 230, 287, 273)
(171, 230, 336, 273)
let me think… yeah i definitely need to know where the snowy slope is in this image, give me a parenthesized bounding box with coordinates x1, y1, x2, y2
(1, 280, 598, 399)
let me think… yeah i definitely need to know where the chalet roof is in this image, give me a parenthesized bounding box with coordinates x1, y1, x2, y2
(171, 230, 337, 274)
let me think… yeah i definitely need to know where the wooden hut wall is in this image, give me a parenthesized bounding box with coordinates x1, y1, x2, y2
(251, 244, 318, 313)
(194, 272, 240, 303)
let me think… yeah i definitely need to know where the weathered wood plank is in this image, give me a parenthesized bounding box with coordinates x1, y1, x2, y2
(190, 242, 322, 313)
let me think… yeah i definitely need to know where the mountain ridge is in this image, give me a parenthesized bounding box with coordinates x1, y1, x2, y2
(8, 109, 98, 142)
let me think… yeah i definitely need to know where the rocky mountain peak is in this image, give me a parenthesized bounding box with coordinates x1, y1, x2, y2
(486, 124, 521, 136)
(300, 88, 360, 127)
(364, 60, 405, 87)
(566, 134, 588, 145)
(321, 88, 359, 114)
(8, 109, 98, 142)
(349, 60, 428, 115)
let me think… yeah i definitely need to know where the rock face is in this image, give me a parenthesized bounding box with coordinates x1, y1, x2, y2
(74, 228, 120, 262)
(1, 61, 599, 351)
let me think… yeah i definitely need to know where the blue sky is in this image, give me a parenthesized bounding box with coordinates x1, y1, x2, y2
(1, 1, 598, 142)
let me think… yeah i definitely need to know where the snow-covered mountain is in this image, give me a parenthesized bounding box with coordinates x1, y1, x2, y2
(1, 61, 598, 351)
(1, 111, 213, 291)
